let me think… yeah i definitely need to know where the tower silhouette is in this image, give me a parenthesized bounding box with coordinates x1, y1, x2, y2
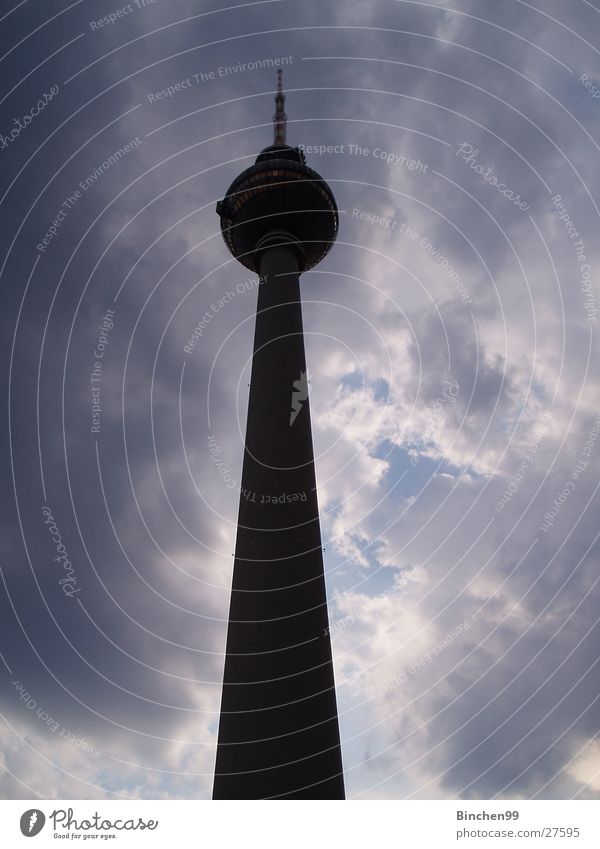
(212, 71, 345, 799)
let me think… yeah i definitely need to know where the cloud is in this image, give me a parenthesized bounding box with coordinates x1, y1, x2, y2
(1, 0, 599, 802)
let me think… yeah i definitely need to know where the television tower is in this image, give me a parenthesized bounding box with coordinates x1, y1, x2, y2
(213, 71, 345, 799)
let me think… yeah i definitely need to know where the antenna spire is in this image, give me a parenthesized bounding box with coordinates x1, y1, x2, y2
(273, 69, 287, 144)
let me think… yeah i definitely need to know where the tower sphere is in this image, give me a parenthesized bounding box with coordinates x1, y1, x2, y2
(216, 78, 338, 273)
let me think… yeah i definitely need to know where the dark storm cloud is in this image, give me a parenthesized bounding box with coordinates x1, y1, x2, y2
(1, 0, 599, 801)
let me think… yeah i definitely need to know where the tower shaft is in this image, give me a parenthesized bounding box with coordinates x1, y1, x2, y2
(212, 238, 345, 799)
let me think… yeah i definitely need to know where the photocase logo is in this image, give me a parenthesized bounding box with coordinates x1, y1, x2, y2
(290, 370, 309, 425)
(20, 809, 45, 837)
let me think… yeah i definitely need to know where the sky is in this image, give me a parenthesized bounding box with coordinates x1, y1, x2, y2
(1, 0, 600, 800)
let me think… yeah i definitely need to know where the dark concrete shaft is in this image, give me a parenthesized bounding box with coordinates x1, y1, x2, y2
(213, 241, 345, 799)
